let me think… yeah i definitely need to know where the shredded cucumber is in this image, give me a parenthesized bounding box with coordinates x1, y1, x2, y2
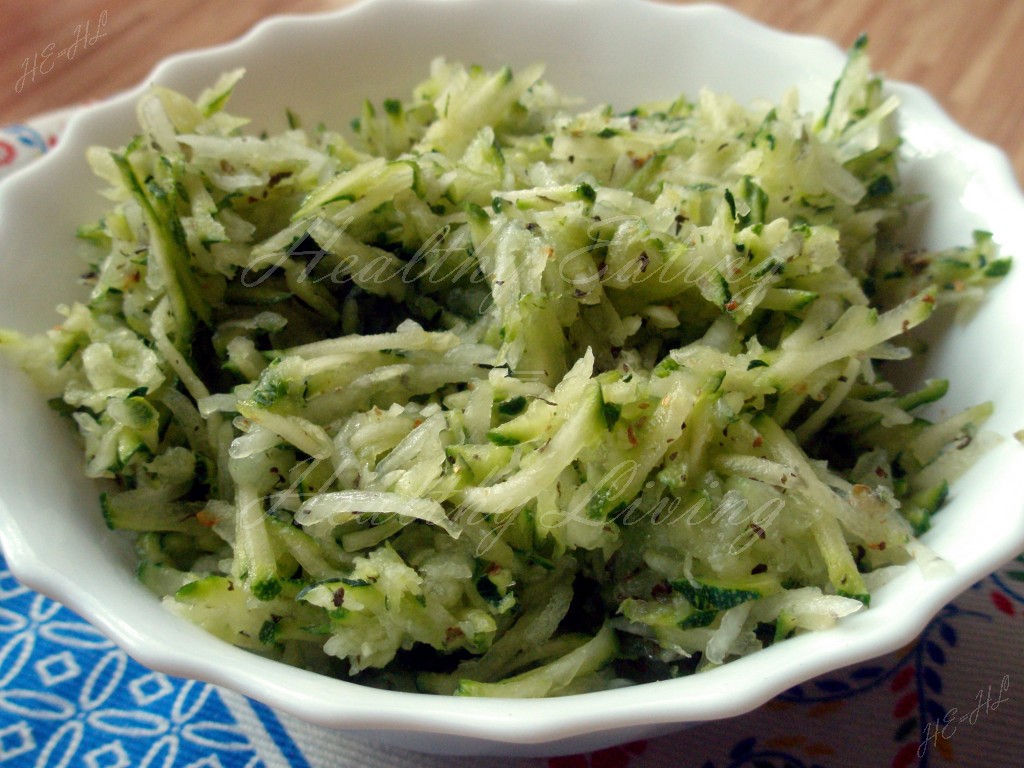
(1, 44, 1010, 696)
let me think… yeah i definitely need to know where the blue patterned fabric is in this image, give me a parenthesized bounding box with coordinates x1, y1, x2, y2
(0, 555, 313, 768)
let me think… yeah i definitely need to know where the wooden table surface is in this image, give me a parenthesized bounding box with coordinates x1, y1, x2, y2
(2, 0, 1022, 182)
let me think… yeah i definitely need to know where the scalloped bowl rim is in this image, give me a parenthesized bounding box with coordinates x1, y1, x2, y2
(1, 0, 1023, 753)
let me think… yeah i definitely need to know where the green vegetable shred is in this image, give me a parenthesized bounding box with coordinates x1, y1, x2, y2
(1, 46, 1009, 696)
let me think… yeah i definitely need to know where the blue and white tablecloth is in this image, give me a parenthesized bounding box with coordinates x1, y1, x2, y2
(2, 113, 1022, 768)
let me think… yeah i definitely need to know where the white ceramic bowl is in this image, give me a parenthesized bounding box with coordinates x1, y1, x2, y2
(2, 0, 1023, 757)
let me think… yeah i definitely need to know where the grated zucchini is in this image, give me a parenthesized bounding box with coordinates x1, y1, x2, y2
(1, 42, 1010, 696)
